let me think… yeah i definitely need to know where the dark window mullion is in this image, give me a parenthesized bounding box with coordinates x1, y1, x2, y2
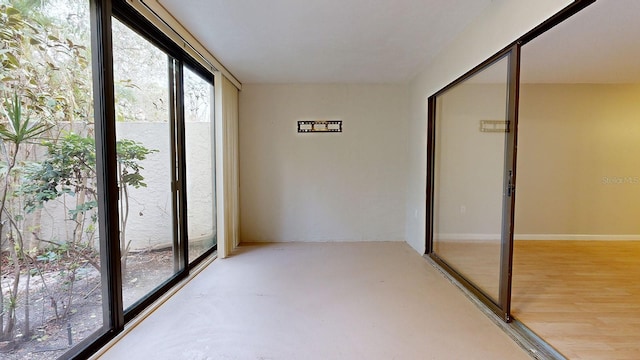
(63, 0, 124, 358)
(90, 0, 123, 332)
(170, 59, 189, 272)
(499, 43, 521, 321)
(425, 95, 436, 255)
(176, 64, 190, 271)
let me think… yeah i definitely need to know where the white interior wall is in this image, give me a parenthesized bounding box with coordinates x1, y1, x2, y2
(239, 84, 409, 242)
(405, 0, 573, 254)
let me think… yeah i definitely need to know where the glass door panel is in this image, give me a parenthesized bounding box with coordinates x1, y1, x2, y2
(183, 66, 216, 263)
(432, 54, 512, 307)
(0, 0, 106, 356)
(112, 18, 178, 309)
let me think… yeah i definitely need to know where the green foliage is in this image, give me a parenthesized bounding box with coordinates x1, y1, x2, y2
(19, 132, 157, 219)
(19, 132, 95, 214)
(36, 250, 58, 263)
(0, 2, 162, 342)
(116, 138, 158, 188)
(69, 200, 97, 221)
(0, 93, 52, 145)
(0, 0, 108, 343)
(0, 1, 92, 124)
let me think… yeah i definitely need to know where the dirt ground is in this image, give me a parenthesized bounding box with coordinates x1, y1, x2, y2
(0, 249, 173, 360)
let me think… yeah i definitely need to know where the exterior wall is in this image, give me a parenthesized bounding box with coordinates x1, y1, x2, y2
(31, 122, 215, 251)
(115, 122, 215, 250)
(239, 84, 409, 242)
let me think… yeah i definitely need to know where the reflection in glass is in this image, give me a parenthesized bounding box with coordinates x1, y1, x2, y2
(112, 18, 177, 309)
(432, 55, 510, 304)
(183, 66, 216, 262)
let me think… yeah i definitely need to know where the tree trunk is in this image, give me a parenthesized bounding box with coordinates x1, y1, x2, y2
(118, 162, 129, 275)
(5, 234, 21, 339)
(27, 208, 43, 251)
(0, 146, 17, 340)
(0, 234, 4, 339)
(24, 260, 31, 339)
(74, 179, 88, 245)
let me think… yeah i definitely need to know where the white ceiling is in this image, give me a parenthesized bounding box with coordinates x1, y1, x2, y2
(157, 0, 494, 84)
(157, 0, 640, 85)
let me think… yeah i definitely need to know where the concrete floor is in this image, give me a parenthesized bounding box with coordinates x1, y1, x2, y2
(96, 242, 530, 360)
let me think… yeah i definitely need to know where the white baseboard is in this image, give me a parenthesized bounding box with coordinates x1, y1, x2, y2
(436, 233, 500, 242)
(514, 234, 640, 241)
(437, 233, 640, 241)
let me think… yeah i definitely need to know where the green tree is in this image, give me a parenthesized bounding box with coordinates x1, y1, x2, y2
(0, 0, 163, 346)
(19, 134, 158, 284)
(116, 139, 158, 272)
(0, 1, 92, 126)
(0, 94, 51, 340)
(0, 1, 92, 341)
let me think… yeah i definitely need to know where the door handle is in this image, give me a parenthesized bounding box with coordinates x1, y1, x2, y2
(507, 170, 515, 197)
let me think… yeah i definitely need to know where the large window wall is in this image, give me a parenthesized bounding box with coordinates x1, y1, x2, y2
(0, 0, 217, 358)
(0, 0, 106, 357)
(113, 17, 179, 311)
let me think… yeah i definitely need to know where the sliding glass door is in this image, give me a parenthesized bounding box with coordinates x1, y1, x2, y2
(0, 0, 219, 357)
(428, 47, 519, 320)
(112, 18, 181, 310)
(183, 66, 217, 264)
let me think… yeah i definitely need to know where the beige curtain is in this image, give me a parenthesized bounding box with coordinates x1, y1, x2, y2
(215, 74, 240, 258)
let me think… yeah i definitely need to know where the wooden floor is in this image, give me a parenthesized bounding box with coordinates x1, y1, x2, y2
(434, 239, 502, 302)
(512, 240, 640, 360)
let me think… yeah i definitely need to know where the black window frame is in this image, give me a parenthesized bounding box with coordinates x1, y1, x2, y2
(62, 0, 218, 358)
